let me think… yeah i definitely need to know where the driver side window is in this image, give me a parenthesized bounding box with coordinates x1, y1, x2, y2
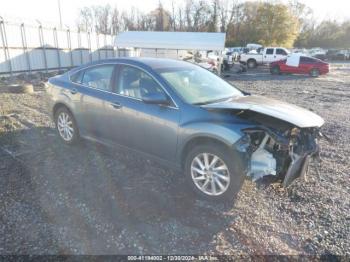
(116, 66, 164, 99)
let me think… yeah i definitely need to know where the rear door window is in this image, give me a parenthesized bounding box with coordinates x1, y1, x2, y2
(81, 65, 115, 92)
(276, 48, 288, 55)
(300, 57, 315, 63)
(266, 48, 274, 55)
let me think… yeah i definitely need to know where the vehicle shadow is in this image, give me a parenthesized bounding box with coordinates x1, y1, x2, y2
(0, 126, 237, 254)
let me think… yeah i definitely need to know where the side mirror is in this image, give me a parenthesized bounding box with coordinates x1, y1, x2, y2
(142, 92, 169, 105)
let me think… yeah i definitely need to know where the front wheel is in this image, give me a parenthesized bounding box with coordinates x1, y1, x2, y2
(270, 65, 280, 75)
(310, 68, 320, 77)
(184, 144, 245, 202)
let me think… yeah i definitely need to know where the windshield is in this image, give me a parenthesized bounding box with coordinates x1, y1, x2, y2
(157, 65, 243, 105)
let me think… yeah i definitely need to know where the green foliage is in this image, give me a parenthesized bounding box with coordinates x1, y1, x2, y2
(254, 3, 299, 47)
(226, 2, 299, 48)
(299, 20, 350, 48)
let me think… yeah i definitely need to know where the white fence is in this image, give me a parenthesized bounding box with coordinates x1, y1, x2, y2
(0, 20, 116, 75)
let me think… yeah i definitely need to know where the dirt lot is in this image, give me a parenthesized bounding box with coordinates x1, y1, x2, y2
(0, 66, 349, 256)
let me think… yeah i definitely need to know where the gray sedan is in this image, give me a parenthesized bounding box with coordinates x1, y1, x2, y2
(47, 58, 324, 201)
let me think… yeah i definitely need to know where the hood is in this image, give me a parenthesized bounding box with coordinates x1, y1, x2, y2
(202, 95, 324, 128)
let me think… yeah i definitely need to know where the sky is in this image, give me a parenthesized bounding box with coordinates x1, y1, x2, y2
(0, 0, 349, 28)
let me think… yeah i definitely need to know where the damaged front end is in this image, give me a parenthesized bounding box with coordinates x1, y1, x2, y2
(202, 94, 325, 186)
(241, 126, 321, 187)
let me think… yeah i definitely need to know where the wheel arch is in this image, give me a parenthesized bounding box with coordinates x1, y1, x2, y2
(53, 102, 80, 144)
(247, 58, 257, 65)
(53, 102, 74, 119)
(271, 64, 280, 74)
(309, 67, 320, 77)
(180, 135, 234, 169)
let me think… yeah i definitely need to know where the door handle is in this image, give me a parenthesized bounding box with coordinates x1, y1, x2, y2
(70, 88, 78, 95)
(110, 102, 122, 109)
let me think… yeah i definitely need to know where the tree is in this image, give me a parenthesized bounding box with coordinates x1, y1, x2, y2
(149, 2, 171, 31)
(77, 7, 94, 32)
(207, 0, 218, 32)
(252, 3, 299, 47)
(92, 5, 112, 34)
(111, 6, 122, 34)
(170, 1, 177, 31)
(177, 5, 185, 31)
(306, 20, 350, 48)
(289, 0, 315, 47)
(77, 0, 350, 48)
(227, 2, 260, 45)
(218, 0, 237, 33)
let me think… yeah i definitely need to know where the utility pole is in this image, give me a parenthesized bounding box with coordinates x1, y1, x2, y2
(58, 0, 63, 29)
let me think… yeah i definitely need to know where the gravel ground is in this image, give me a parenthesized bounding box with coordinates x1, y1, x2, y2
(0, 67, 349, 256)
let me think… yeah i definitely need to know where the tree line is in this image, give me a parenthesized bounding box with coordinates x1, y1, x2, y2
(76, 0, 350, 48)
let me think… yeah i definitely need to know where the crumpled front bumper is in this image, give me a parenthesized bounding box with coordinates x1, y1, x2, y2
(283, 154, 311, 187)
(282, 128, 321, 187)
(236, 126, 322, 187)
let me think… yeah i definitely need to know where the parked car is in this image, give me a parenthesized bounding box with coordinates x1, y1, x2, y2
(47, 58, 324, 201)
(239, 47, 290, 68)
(227, 47, 245, 61)
(292, 48, 308, 55)
(207, 51, 221, 62)
(196, 60, 219, 73)
(246, 43, 263, 51)
(326, 49, 349, 61)
(309, 48, 326, 56)
(342, 50, 350, 60)
(222, 51, 234, 71)
(182, 51, 219, 73)
(308, 48, 327, 61)
(270, 54, 329, 77)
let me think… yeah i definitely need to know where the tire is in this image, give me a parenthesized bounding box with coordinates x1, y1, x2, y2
(247, 59, 257, 69)
(55, 107, 79, 145)
(184, 143, 245, 202)
(270, 65, 280, 75)
(309, 68, 320, 77)
(9, 84, 34, 94)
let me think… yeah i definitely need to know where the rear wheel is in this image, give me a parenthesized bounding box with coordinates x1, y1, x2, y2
(184, 144, 245, 202)
(55, 107, 79, 145)
(247, 59, 257, 69)
(309, 68, 320, 77)
(270, 65, 280, 75)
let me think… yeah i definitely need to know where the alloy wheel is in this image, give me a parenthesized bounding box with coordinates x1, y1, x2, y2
(272, 66, 280, 74)
(191, 153, 230, 196)
(57, 112, 74, 142)
(311, 69, 320, 77)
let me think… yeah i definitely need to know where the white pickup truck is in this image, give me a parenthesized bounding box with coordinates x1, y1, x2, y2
(239, 47, 290, 68)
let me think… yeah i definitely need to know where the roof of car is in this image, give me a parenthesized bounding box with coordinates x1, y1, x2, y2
(82, 57, 195, 70)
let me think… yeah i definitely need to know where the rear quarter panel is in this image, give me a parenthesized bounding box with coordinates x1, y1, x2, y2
(47, 75, 77, 120)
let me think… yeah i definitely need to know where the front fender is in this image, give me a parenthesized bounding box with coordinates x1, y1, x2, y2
(176, 121, 253, 164)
